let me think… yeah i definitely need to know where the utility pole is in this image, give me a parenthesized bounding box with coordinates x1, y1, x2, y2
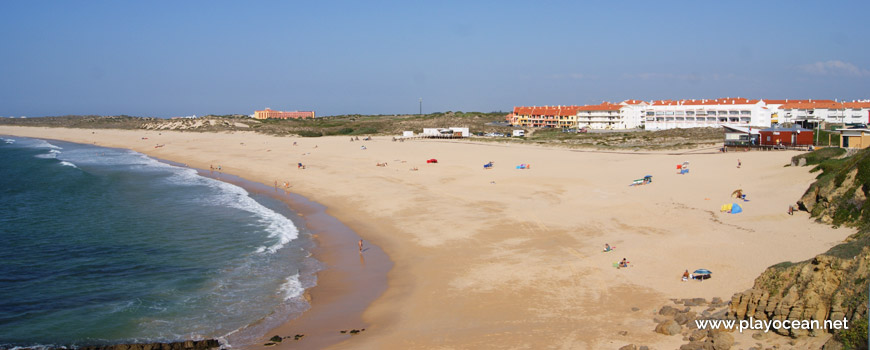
(419, 98, 423, 116)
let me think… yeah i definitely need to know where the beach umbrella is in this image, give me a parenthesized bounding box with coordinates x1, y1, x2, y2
(693, 269, 712, 275)
(731, 189, 743, 197)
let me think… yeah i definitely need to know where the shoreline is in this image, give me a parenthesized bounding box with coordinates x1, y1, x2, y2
(1, 135, 392, 350)
(188, 167, 392, 349)
(0, 126, 855, 349)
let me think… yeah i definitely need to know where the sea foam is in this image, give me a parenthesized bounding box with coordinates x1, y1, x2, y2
(131, 153, 300, 255)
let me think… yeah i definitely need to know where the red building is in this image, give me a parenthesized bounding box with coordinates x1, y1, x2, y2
(254, 108, 315, 119)
(759, 127, 814, 146)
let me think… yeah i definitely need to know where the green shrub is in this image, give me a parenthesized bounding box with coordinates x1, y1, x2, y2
(351, 127, 378, 135)
(792, 147, 847, 166)
(297, 130, 323, 137)
(834, 317, 867, 350)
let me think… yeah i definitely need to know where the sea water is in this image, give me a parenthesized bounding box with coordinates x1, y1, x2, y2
(0, 137, 319, 348)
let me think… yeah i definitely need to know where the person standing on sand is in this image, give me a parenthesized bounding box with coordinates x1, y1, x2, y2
(358, 239, 364, 252)
(737, 159, 741, 168)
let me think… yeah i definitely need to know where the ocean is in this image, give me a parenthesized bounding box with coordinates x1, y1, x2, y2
(0, 136, 320, 348)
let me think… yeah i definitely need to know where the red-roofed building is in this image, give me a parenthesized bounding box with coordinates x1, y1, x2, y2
(775, 100, 870, 127)
(509, 100, 648, 130)
(510, 105, 582, 128)
(643, 98, 771, 130)
(254, 108, 315, 120)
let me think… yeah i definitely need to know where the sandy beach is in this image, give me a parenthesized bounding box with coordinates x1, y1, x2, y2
(0, 126, 854, 349)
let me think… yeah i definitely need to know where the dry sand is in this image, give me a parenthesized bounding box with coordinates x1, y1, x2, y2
(0, 126, 854, 349)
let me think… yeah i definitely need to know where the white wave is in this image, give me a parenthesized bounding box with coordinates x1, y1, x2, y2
(59, 161, 78, 168)
(119, 151, 300, 254)
(29, 139, 62, 149)
(34, 149, 61, 159)
(1, 138, 14, 144)
(278, 274, 304, 300)
(210, 180, 299, 254)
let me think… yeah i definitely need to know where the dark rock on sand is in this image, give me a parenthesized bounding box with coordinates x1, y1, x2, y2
(709, 331, 734, 350)
(674, 311, 697, 325)
(689, 329, 707, 342)
(655, 319, 682, 336)
(659, 305, 679, 316)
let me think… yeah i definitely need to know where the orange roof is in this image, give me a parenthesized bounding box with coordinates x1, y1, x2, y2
(843, 102, 870, 109)
(761, 99, 831, 105)
(651, 98, 760, 106)
(512, 106, 582, 116)
(780, 101, 844, 109)
(577, 102, 623, 111)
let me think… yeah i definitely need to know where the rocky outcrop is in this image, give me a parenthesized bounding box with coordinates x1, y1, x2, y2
(728, 250, 869, 337)
(728, 148, 870, 341)
(5, 339, 221, 350)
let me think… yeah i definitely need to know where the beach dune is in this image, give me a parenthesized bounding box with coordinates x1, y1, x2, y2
(0, 126, 852, 349)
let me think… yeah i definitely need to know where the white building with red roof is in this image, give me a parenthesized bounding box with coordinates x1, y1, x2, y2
(643, 97, 772, 130)
(509, 98, 870, 131)
(779, 100, 870, 126)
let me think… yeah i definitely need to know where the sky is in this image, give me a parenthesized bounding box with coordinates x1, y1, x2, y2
(1, 1, 869, 118)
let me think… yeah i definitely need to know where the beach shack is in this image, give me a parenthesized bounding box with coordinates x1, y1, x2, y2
(723, 126, 759, 146)
(759, 127, 813, 147)
(421, 127, 470, 138)
(838, 128, 870, 149)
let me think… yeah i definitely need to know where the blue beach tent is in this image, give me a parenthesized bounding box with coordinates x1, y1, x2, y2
(730, 203, 742, 214)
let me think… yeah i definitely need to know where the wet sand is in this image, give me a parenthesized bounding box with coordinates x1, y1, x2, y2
(129, 160, 392, 349)
(0, 126, 855, 349)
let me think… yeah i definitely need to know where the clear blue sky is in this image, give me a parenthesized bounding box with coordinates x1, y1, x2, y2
(1, 1, 868, 117)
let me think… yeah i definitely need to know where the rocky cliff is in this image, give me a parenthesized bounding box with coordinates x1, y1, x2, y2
(728, 148, 869, 347)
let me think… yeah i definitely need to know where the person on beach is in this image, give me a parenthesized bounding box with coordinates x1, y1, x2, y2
(682, 270, 690, 282)
(604, 243, 612, 252)
(618, 258, 628, 268)
(737, 159, 741, 168)
(358, 239, 363, 252)
(788, 205, 794, 215)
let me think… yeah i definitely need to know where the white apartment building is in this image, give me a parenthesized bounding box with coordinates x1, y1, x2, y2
(565, 100, 648, 130)
(643, 98, 772, 131)
(779, 100, 870, 126)
(511, 98, 870, 131)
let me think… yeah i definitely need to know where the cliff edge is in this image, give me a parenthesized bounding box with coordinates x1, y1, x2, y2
(728, 147, 868, 349)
